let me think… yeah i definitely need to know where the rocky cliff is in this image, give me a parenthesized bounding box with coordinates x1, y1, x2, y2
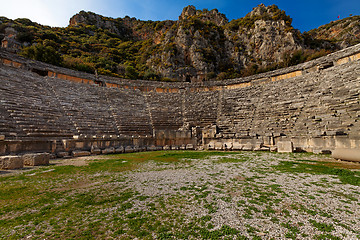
(67, 4, 306, 81)
(1, 4, 359, 81)
(306, 15, 360, 49)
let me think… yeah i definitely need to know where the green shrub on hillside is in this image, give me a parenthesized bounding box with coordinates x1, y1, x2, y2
(20, 43, 63, 65)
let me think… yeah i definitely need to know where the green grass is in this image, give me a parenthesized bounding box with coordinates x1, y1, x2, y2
(154, 151, 241, 162)
(216, 154, 250, 163)
(309, 219, 335, 232)
(0, 151, 245, 239)
(281, 222, 300, 239)
(0, 151, 359, 239)
(314, 234, 342, 240)
(274, 161, 360, 186)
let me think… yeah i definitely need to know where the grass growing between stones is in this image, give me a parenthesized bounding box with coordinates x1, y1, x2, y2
(274, 161, 360, 186)
(0, 151, 359, 239)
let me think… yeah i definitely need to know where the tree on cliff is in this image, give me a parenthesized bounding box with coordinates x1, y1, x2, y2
(20, 43, 63, 65)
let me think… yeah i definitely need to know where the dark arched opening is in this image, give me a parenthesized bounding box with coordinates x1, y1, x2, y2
(31, 68, 48, 77)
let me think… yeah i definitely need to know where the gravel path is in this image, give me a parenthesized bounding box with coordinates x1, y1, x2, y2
(1, 151, 360, 239)
(118, 152, 360, 239)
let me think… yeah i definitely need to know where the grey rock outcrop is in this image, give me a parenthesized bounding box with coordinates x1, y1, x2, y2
(179, 5, 228, 26)
(147, 4, 305, 81)
(69, 11, 132, 38)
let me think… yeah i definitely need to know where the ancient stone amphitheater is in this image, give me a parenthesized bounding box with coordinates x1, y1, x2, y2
(0, 44, 360, 167)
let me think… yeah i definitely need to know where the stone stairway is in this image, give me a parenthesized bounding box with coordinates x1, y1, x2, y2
(0, 103, 17, 138)
(46, 77, 119, 137)
(104, 87, 153, 137)
(183, 91, 218, 128)
(219, 87, 257, 135)
(146, 92, 183, 131)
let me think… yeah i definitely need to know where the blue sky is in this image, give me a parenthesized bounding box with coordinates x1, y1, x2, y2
(0, 0, 358, 32)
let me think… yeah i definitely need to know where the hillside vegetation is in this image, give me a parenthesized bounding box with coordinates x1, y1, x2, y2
(0, 4, 359, 81)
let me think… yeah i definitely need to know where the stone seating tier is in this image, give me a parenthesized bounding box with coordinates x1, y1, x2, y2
(0, 44, 360, 157)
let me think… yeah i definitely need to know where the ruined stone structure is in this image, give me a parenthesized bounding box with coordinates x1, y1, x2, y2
(0, 44, 360, 165)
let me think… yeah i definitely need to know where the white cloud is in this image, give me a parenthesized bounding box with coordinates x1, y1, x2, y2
(0, 0, 189, 26)
(0, 0, 98, 27)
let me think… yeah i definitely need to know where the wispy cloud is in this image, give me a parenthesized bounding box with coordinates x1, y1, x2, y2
(0, 0, 97, 27)
(0, 0, 228, 27)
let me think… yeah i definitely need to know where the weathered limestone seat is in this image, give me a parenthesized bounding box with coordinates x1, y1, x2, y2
(0, 156, 23, 169)
(147, 92, 183, 131)
(217, 61, 360, 142)
(183, 91, 218, 128)
(45, 77, 120, 136)
(332, 149, 360, 162)
(104, 88, 153, 136)
(0, 67, 75, 139)
(23, 153, 50, 166)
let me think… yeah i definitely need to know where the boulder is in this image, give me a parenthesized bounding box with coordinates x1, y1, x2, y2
(186, 144, 194, 150)
(270, 146, 278, 152)
(124, 146, 134, 153)
(102, 147, 115, 154)
(72, 151, 91, 157)
(332, 149, 360, 162)
(255, 147, 270, 151)
(23, 153, 50, 166)
(163, 145, 171, 151)
(91, 146, 102, 155)
(321, 150, 332, 155)
(57, 152, 70, 158)
(115, 146, 124, 153)
(313, 150, 322, 154)
(0, 156, 23, 169)
(277, 141, 294, 153)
